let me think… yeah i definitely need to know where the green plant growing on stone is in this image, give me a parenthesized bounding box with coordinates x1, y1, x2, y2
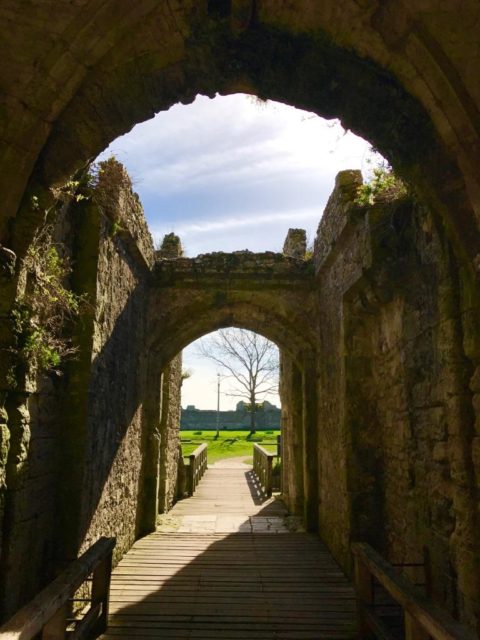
(355, 165, 407, 207)
(52, 179, 89, 203)
(109, 220, 124, 238)
(11, 223, 85, 376)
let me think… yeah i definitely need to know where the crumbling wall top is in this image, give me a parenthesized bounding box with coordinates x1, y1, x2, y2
(283, 228, 307, 259)
(314, 170, 363, 273)
(154, 250, 314, 288)
(157, 233, 183, 259)
(95, 158, 155, 269)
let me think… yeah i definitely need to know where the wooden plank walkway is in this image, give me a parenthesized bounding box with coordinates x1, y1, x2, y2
(101, 459, 356, 639)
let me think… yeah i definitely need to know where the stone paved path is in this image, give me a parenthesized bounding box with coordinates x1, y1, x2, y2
(102, 460, 356, 639)
(158, 462, 301, 534)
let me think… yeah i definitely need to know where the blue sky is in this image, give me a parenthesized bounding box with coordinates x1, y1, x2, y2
(98, 93, 372, 408)
(98, 93, 373, 256)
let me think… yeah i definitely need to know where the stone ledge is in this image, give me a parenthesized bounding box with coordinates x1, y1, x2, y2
(153, 251, 315, 288)
(314, 170, 364, 274)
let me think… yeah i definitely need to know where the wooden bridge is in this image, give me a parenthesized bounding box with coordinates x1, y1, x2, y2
(101, 457, 357, 639)
(1, 452, 476, 640)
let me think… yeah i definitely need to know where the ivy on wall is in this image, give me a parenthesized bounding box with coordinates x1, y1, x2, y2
(9, 219, 86, 381)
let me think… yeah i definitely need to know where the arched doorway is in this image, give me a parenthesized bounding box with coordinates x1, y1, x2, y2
(1, 3, 480, 631)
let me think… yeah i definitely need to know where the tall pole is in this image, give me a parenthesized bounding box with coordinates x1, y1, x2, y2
(216, 373, 220, 438)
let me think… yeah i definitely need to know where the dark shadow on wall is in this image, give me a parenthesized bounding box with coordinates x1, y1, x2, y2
(56, 226, 155, 565)
(54, 244, 309, 571)
(0, 379, 61, 619)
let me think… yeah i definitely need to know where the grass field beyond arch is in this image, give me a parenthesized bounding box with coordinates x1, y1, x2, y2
(180, 430, 280, 464)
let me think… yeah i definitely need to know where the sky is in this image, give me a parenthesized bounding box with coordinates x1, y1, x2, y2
(97, 93, 373, 409)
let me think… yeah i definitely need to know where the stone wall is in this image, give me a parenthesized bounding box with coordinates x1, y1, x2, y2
(313, 170, 480, 630)
(283, 228, 306, 259)
(313, 170, 369, 565)
(156, 234, 184, 514)
(279, 352, 304, 516)
(1, 160, 479, 632)
(0, 376, 60, 618)
(181, 402, 281, 431)
(158, 354, 183, 513)
(148, 250, 316, 373)
(3, 2, 480, 626)
(67, 161, 184, 562)
(73, 160, 155, 563)
(0, 204, 81, 618)
(0, 160, 186, 620)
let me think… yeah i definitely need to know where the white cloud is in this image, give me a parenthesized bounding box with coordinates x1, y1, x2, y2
(99, 94, 372, 205)
(150, 208, 322, 255)
(151, 208, 319, 238)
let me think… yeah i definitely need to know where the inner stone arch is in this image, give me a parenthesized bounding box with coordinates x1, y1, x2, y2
(142, 245, 319, 534)
(147, 298, 316, 373)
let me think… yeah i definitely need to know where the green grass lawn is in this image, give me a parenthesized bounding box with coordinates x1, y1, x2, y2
(180, 430, 280, 464)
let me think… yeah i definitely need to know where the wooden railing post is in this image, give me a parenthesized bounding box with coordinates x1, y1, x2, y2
(351, 543, 477, 640)
(184, 444, 208, 496)
(91, 548, 113, 634)
(354, 554, 374, 639)
(42, 603, 68, 639)
(266, 455, 273, 497)
(188, 453, 195, 494)
(0, 537, 116, 640)
(252, 443, 276, 497)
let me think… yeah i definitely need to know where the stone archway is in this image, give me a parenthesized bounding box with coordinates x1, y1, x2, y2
(1, 1, 479, 267)
(2, 2, 480, 632)
(139, 250, 319, 533)
(147, 253, 317, 367)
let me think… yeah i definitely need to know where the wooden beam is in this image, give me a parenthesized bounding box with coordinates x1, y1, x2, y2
(354, 555, 374, 639)
(41, 603, 67, 640)
(351, 543, 477, 640)
(0, 537, 115, 640)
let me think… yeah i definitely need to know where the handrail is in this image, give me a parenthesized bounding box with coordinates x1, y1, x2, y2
(253, 443, 276, 497)
(185, 443, 208, 495)
(0, 536, 115, 640)
(352, 542, 477, 640)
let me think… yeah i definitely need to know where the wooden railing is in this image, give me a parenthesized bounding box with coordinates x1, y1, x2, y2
(0, 536, 115, 640)
(253, 443, 276, 497)
(185, 443, 208, 496)
(352, 542, 477, 640)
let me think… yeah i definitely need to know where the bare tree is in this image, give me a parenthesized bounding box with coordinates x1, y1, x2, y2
(196, 329, 279, 434)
